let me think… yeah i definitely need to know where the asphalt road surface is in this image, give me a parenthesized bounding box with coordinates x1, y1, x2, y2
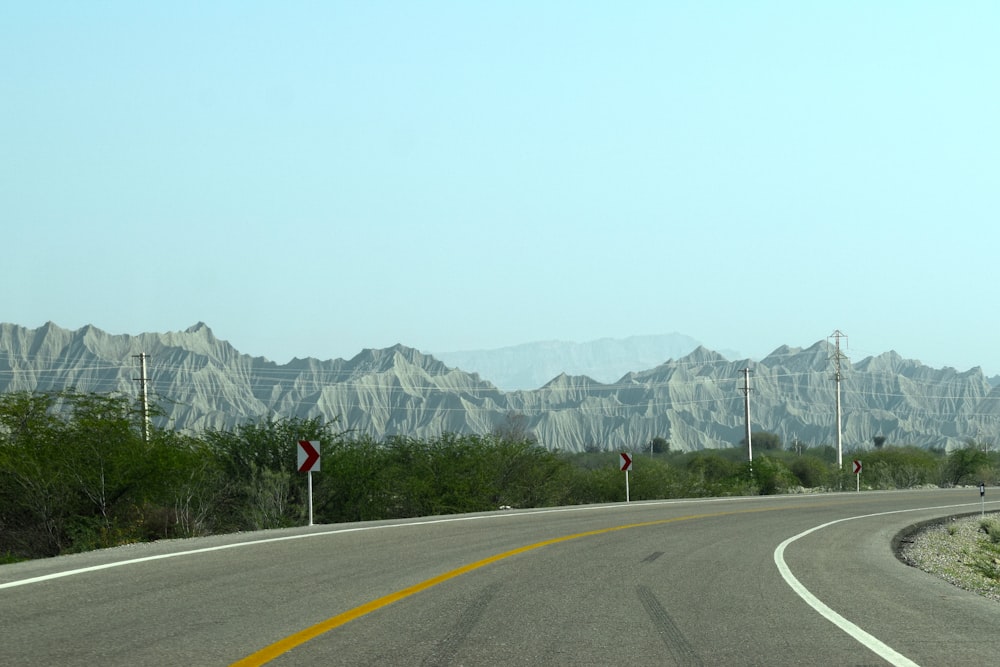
(2, 488, 998, 666)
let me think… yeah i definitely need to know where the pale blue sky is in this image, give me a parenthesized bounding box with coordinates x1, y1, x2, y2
(3, 2, 998, 373)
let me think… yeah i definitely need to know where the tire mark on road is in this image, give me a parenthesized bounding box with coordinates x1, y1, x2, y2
(233, 505, 790, 665)
(421, 583, 500, 667)
(636, 585, 703, 667)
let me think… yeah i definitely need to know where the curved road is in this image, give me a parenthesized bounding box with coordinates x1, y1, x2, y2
(2, 488, 998, 666)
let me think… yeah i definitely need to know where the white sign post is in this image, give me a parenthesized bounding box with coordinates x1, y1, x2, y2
(981, 482, 986, 517)
(852, 459, 861, 492)
(620, 452, 633, 503)
(297, 440, 321, 526)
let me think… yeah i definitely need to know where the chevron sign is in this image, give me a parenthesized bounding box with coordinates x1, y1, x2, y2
(297, 440, 321, 472)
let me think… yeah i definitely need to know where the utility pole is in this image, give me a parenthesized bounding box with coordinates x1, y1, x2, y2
(829, 330, 847, 468)
(740, 368, 753, 463)
(133, 353, 150, 442)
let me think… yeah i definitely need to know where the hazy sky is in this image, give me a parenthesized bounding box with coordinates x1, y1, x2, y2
(4, 2, 998, 373)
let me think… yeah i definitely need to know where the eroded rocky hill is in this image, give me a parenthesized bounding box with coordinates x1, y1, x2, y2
(2, 322, 998, 452)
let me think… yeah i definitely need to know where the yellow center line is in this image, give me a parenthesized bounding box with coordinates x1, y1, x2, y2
(231, 505, 792, 665)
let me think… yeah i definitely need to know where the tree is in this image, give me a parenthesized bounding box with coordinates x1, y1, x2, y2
(943, 446, 990, 487)
(787, 455, 833, 488)
(0, 390, 197, 556)
(149, 431, 221, 538)
(750, 456, 798, 495)
(0, 391, 70, 555)
(491, 411, 537, 444)
(203, 415, 344, 530)
(873, 435, 887, 449)
(742, 431, 782, 451)
(60, 391, 154, 543)
(685, 452, 742, 488)
(316, 435, 393, 522)
(483, 435, 568, 508)
(864, 447, 939, 489)
(649, 436, 670, 454)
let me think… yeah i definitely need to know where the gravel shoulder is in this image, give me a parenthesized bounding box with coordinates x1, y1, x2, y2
(897, 511, 1000, 602)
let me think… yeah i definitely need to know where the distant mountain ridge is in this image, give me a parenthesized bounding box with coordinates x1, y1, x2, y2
(432, 334, 742, 390)
(2, 322, 999, 453)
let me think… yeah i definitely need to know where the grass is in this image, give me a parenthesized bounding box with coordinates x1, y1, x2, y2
(901, 512, 1000, 602)
(0, 551, 27, 565)
(979, 518, 1000, 544)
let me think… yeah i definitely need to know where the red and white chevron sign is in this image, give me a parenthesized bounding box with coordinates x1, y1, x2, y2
(852, 459, 862, 475)
(620, 452, 633, 472)
(297, 440, 321, 472)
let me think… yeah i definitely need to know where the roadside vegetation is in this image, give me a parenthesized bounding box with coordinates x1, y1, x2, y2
(2, 390, 998, 562)
(900, 513, 1000, 601)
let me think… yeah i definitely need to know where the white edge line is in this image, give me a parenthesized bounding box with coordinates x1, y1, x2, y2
(773, 501, 983, 667)
(0, 514, 515, 589)
(1, 496, 742, 590)
(5, 492, 956, 593)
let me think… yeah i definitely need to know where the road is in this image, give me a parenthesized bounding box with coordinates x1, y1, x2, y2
(2, 488, 998, 666)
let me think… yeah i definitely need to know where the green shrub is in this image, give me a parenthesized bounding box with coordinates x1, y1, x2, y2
(862, 446, 940, 489)
(787, 455, 833, 488)
(749, 456, 798, 495)
(979, 519, 1000, 544)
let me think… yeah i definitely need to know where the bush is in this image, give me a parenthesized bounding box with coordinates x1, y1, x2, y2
(944, 446, 990, 487)
(863, 447, 940, 489)
(787, 455, 834, 488)
(750, 456, 798, 495)
(979, 519, 1000, 545)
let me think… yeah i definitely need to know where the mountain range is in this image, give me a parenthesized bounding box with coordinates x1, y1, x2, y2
(432, 334, 741, 391)
(2, 321, 999, 453)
